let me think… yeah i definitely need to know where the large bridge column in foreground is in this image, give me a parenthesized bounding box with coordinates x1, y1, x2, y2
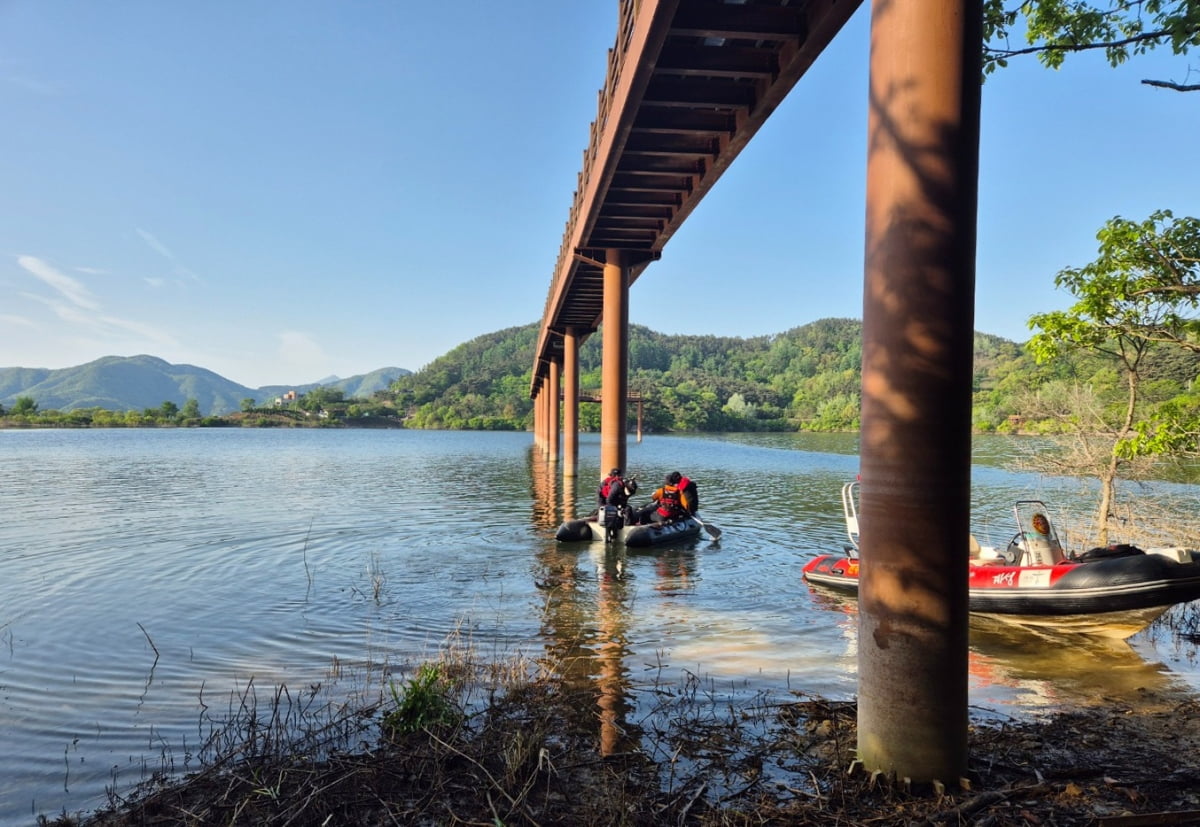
(600, 249, 629, 479)
(857, 0, 981, 784)
(562, 328, 580, 479)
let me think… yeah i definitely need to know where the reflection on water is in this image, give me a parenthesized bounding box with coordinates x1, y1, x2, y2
(2, 429, 1199, 824)
(966, 623, 1178, 713)
(801, 584, 1189, 716)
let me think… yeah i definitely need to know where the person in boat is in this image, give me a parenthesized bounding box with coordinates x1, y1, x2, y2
(633, 471, 698, 524)
(597, 468, 638, 524)
(1004, 510, 1066, 565)
(1032, 512, 1049, 535)
(1030, 511, 1066, 560)
(598, 468, 628, 508)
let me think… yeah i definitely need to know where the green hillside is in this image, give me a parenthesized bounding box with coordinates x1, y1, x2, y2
(7, 319, 1198, 433)
(384, 319, 1050, 433)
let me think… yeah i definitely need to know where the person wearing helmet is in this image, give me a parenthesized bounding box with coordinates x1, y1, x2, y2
(633, 470, 698, 524)
(596, 467, 638, 539)
(598, 468, 627, 507)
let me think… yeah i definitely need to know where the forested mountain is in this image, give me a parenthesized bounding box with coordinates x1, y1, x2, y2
(385, 319, 1067, 433)
(8, 320, 1198, 432)
(0, 356, 409, 416)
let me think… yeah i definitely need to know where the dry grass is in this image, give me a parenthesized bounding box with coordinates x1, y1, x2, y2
(38, 642, 1200, 827)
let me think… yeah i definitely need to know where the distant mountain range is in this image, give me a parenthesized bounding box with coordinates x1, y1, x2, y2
(0, 355, 411, 416)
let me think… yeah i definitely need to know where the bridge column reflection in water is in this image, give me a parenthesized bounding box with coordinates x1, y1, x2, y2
(530, 448, 636, 755)
(529, 444, 560, 529)
(534, 542, 639, 758)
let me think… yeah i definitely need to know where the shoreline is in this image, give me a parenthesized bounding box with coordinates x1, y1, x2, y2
(40, 663, 1200, 827)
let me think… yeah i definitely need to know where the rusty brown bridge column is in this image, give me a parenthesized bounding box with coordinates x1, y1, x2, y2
(600, 249, 629, 480)
(857, 0, 981, 784)
(562, 328, 580, 480)
(534, 374, 548, 457)
(532, 380, 542, 453)
(547, 356, 561, 464)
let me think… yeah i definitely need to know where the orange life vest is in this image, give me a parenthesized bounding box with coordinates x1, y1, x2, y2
(657, 483, 685, 518)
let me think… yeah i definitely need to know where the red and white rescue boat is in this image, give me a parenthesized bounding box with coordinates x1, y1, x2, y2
(801, 481, 1200, 640)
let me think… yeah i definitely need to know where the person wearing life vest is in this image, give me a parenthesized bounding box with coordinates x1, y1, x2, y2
(634, 471, 698, 524)
(598, 468, 631, 508)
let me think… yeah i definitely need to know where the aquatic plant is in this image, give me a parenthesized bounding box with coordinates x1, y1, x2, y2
(382, 664, 461, 736)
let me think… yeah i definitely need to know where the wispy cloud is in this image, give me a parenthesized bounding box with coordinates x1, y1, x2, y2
(135, 228, 174, 260)
(0, 313, 38, 329)
(18, 255, 100, 310)
(15, 255, 180, 349)
(136, 227, 201, 282)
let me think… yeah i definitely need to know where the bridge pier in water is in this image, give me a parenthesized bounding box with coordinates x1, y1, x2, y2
(600, 249, 630, 479)
(562, 328, 580, 479)
(547, 357, 560, 465)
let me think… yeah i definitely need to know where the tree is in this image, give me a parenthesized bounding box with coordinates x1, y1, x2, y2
(181, 398, 201, 420)
(300, 387, 345, 412)
(241, 398, 257, 412)
(159, 400, 179, 420)
(1027, 210, 1200, 544)
(12, 396, 38, 416)
(983, 1, 1200, 90)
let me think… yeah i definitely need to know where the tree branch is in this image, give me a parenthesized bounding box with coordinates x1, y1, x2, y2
(987, 27, 1192, 61)
(1141, 78, 1200, 91)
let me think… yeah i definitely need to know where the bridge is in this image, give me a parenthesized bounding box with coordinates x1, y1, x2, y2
(529, 0, 863, 476)
(529, 0, 985, 782)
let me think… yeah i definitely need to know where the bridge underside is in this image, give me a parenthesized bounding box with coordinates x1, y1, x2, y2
(534, 0, 863, 381)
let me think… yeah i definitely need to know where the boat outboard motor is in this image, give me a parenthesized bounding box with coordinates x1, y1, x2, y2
(599, 504, 624, 543)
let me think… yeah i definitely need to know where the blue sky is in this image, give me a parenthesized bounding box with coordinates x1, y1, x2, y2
(2, 2, 1197, 388)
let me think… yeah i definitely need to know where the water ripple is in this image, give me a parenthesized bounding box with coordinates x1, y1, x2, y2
(2, 429, 1198, 824)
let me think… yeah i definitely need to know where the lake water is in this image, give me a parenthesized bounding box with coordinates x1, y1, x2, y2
(3, 428, 1200, 824)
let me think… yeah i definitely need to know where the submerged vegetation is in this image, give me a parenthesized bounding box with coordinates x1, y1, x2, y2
(43, 609, 1200, 826)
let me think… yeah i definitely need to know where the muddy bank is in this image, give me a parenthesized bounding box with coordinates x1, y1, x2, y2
(40, 673, 1200, 827)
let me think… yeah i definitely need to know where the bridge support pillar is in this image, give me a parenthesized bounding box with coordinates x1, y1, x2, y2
(532, 383, 542, 453)
(601, 249, 629, 480)
(535, 378, 549, 456)
(857, 0, 980, 784)
(562, 328, 580, 479)
(547, 357, 560, 463)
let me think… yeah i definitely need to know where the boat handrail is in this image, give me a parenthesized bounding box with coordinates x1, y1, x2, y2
(842, 481, 860, 557)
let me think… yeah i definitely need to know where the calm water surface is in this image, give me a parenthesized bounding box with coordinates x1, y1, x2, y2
(3, 428, 1199, 824)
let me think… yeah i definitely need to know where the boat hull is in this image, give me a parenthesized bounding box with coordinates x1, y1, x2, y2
(555, 515, 702, 547)
(802, 548, 1200, 640)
